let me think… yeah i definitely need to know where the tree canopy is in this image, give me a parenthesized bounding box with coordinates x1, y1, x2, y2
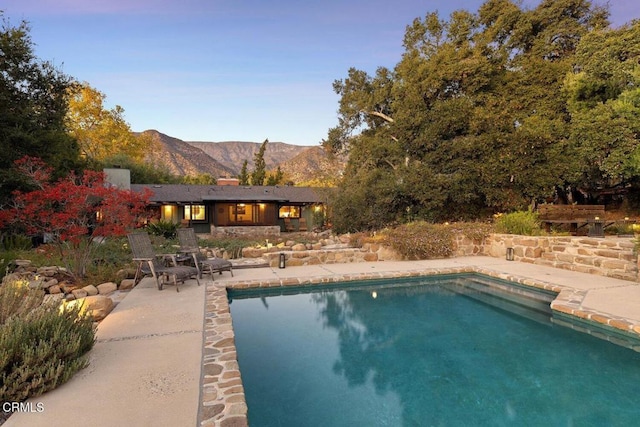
(65, 82, 152, 164)
(0, 14, 82, 203)
(324, 0, 637, 232)
(250, 139, 269, 185)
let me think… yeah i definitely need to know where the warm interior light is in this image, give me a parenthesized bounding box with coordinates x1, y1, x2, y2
(162, 205, 174, 220)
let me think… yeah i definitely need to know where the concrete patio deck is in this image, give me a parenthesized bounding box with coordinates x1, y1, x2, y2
(5, 256, 640, 427)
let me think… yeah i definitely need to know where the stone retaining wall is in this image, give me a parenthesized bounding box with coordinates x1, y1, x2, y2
(484, 234, 637, 281)
(262, 244, 403, 267)
(250, 234, 638, 282)
(211, 225, 281, 236)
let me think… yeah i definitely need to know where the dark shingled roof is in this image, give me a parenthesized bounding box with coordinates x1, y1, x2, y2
(131, 184, 324, 204)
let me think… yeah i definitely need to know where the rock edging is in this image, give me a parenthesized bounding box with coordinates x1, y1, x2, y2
(3, 260, 138, 321)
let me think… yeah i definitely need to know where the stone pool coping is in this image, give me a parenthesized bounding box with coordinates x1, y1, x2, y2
(198, 261, 640, 426)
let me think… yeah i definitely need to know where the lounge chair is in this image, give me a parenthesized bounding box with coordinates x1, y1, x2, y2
(176, 228, 233, 280)
(127, 232, 200, 291)
(299, 217, 308, 231)
(284, 217, 294, 232)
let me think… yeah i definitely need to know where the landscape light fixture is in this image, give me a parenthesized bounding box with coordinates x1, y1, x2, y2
(506, 247, 514, 261)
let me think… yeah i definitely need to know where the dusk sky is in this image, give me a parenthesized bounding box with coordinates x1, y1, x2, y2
(3, 1, 639, 146)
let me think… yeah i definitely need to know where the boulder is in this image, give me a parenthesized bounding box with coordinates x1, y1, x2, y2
(48, 285, 62, 294)
(74, 295, 114, 321)
(61, 284, 77, 294)
(37, 266, 58, 277)
(43, 278, 59, 289)
(292, 244, 306, 251)
(115, 268, 136, 281)
(363, 253, 379, 262)
(28, 278, 46, 290)
(119, 279, 136, 291)
(242, 247, 265, 258)
(82, 285, 99, 296)
(71, 288, 88, 299)
(97, 282, 118, 295)
(13, 259, 33, 268)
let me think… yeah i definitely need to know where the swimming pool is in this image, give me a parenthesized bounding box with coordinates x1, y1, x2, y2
(228, 273, 640, 426)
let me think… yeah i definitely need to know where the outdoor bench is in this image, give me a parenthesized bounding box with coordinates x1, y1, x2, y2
(537, 204, 606, 235)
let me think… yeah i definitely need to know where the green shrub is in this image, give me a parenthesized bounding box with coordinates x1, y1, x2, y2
(449, 221, 495, 242)
(0, 281, 96, 403)
(83, 237, 132, 284)
(12, 244, 64, 268)
(1, 233, 33, 251)
(0, 252, 17, 281)
(607, 222, 635, 236)
(382, 221, 454, 260)
(1, 245, 59, 282)
(494, 211, 542, 236)
(146, 221, 179, 239)
(312, 210, 327, 230)
(0, 280, 45, 325)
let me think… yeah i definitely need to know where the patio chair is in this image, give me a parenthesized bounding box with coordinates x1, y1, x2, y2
(127, 232, 200, 292)
(176, 228, 233, 280)
(284, 217, 294, 232)
(299, 217, 308, 231)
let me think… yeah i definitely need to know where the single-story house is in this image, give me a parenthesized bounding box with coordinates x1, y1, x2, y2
(130, 183, 326, 235)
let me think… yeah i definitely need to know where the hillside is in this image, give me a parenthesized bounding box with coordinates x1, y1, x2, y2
(278, 146, 346, 185)
(186, 140, 308, 173)
(142, 130, 235, 178)
(139, 130, 342, 184)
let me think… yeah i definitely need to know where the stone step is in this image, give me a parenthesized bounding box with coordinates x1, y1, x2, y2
(534, 259, 637, 281)
(544, 247, 634, 261)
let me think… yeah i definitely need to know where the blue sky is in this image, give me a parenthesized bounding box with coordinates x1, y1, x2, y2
(3, 1, 639, 146)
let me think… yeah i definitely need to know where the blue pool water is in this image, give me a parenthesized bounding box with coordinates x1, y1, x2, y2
(228, 274, 640, 426)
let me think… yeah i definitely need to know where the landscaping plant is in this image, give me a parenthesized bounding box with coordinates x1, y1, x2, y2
(382, 221, 455, 260)
(0, 156, 151, 278)
(448, 221, 494, 243)
(0, 280, 96, 403)
(146, 220, 179, 239)
(494, 211, 542, 236)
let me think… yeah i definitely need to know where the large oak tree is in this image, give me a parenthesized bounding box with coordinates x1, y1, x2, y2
(325, 0, 615, 231)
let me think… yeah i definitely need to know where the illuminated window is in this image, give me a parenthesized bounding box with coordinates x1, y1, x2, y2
(184, 204, 206, 221)
(278, 205, 300, 218)
(161, 205, 176, 222)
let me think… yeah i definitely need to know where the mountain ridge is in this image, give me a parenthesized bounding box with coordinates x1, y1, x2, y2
(140, 130, 344, 184)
